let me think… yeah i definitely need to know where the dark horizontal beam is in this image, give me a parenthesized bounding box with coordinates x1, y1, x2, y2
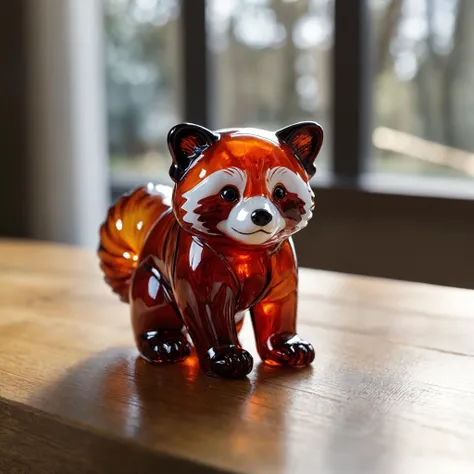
(294, 185, 474, 289)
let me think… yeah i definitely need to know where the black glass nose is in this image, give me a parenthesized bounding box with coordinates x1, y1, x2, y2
(251, 209, 273, 227)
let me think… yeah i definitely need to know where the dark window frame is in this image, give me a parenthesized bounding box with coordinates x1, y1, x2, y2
(111, 0, 474, 289)
(0, 1, 28, 237)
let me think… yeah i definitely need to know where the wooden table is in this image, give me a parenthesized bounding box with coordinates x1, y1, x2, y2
(1, 239, 474, 474)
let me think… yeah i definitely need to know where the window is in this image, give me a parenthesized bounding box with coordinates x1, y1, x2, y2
(105, 0, 181, 182)
(105, 0, 333, 179)
(207, 0, 333, 172)
(371, 0, 474, 179)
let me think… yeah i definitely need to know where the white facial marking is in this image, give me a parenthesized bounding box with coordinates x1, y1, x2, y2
(182, 167, 247, 234)
(266, 166, 314, 230)
(181, 165, 313, 245)
(217, 196, 285, 245)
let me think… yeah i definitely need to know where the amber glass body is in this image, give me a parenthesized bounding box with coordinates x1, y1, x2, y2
(99, 128, 318, 378)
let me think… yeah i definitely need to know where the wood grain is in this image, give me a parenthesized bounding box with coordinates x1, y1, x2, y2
(0, 238, 473, 474)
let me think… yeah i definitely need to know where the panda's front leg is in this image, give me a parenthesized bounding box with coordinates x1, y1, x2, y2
(250, 282, 315, 368)
(173, 278, 253, 379)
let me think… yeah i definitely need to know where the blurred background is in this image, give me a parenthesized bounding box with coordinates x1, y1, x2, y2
(0, 0, 473, 288)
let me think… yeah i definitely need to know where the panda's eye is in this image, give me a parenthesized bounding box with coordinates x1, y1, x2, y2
(220, 185, 239, 202)
(273, 185, 287, 201)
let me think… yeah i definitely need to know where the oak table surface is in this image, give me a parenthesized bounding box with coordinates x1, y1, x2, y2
(1, 239, 474, 474)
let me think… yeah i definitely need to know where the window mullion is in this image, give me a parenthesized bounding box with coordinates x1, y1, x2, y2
(333, 0, 372, 181)
(181, 0, 209, 126)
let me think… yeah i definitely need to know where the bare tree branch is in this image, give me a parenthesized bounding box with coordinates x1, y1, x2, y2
(376, 0, 403, 76)
(442, 0, 468, 147)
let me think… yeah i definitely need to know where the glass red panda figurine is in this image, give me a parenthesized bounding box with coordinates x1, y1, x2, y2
(98, 121, 323, 378)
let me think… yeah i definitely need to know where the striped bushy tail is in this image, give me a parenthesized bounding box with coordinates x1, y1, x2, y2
(98, 184, 172, 302)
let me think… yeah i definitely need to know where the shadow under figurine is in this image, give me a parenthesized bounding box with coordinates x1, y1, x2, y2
(99, 121, 323, 378)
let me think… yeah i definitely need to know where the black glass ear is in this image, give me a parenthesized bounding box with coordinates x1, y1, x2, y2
(168, 123, 219, 182)
(276, 121, 323, 178)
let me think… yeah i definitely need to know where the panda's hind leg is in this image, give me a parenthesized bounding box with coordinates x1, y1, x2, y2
(130, 261, 190, 364)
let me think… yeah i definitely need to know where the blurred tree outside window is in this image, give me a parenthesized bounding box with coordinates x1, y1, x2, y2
(372, 0, 474, 178)
(104, 0, 333, 180)
(104, 0, 474, 183)
(105, 0, 181, 181)
(207, 0, 333, 172)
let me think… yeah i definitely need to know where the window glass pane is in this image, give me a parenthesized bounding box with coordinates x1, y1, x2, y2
(371, 0, 474, 178)
(104, 0, 181, 181)
(207, 0, 333, 174)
